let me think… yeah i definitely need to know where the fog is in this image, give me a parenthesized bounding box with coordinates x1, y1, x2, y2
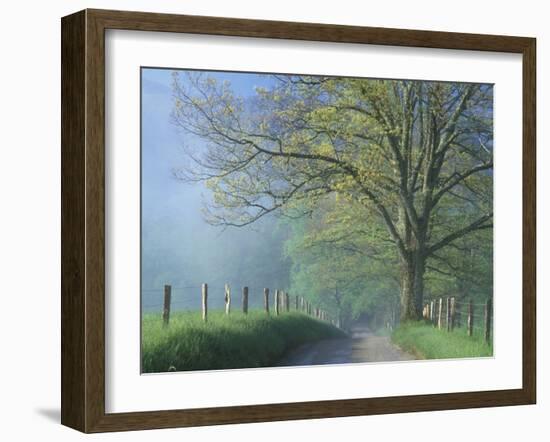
(141, 69, 290, 312)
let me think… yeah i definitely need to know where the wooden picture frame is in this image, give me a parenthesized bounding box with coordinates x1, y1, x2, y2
(61, 8, 536, 433)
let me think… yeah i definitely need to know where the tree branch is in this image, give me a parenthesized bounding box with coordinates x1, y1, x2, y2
(427, 213, 493, 255)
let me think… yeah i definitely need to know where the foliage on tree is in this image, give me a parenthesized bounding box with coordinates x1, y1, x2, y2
(170, 71, 493, 321)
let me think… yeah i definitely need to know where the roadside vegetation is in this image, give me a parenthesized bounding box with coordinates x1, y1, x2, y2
(142, 311, 346, 373)
(392, 322, 493, 360)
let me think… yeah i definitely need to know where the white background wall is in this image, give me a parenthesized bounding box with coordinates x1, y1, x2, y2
(0, 0, 546, 440)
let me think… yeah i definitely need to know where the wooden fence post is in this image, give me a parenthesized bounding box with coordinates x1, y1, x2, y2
(263, 288, 269, 314)
(430, 300, 435, 326)
(274, 290, 280, 316)
(162, 284, 171, 327)
(201, 283, 208, 323)
(242, 286, 249, 314)
(450, 297, 456, 331)
(285, 292, 290, 312)
(224, 283, 231, 315)
(438, 298, 443, 330)
(467, 299, 474, 337)
(446, 297, 451, 332)
(485, 298, 492, 344)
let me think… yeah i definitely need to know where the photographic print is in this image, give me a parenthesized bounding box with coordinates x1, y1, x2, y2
(61, 10, 535, 431)
(140, 68, 494, 374)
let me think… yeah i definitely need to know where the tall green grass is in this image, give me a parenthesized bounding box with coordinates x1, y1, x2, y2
(392, 321, 493, 360)
(142, 311, 346, 373)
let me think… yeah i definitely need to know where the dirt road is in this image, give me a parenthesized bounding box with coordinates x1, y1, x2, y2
(278, 321, 415, 367)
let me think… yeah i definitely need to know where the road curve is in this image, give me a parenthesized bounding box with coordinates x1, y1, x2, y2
(277, 321, 415, 367)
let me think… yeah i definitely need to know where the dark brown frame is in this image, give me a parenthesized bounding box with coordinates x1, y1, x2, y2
(61, 8, 536, 433)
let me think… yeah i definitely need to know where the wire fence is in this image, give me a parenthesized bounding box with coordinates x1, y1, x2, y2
(146, 283, 341, 329)
(142, 284, 294, 312)
(143, 284, 492, 343)
(422, 296, 493, 343)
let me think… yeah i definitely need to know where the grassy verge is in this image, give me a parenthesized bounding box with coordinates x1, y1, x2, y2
(142, 311, 347, 373)
(392, 321, 493, 360)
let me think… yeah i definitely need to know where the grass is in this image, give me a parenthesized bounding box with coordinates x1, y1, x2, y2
(142, 310, 347, 373)
(391, 321, 493, 360)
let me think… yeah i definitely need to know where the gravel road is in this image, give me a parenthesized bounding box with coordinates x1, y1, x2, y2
(278, 321, 415, 367)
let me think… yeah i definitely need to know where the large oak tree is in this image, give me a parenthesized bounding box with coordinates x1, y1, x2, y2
(170, 72, 493, 321)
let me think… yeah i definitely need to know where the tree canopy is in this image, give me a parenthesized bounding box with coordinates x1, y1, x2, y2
(170, 71, 493, 322)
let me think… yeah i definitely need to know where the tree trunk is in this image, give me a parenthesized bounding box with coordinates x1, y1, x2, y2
(400, 256, 416, 321)
(413, 252, 426, 318)
(399, 251, 426, 321)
